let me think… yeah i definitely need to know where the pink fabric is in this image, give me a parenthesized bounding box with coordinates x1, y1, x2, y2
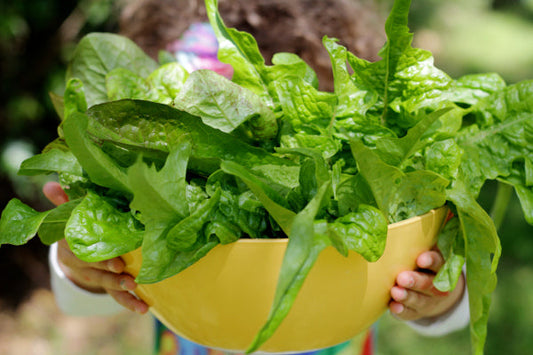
(167, 22, 233, 79)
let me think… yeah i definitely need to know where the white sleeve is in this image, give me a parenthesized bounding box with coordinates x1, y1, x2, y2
(404, 273, 470, 336)
(49, 242, 125, 316)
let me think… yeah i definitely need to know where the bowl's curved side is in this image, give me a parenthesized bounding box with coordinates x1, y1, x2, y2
(122, 206, 448, 353)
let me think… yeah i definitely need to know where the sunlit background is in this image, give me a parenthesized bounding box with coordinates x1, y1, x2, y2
(0, 0, 532, 354)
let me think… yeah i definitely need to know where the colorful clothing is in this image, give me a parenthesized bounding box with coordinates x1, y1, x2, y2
(167, 22, 234, 79)
(154, 319, 374, 355)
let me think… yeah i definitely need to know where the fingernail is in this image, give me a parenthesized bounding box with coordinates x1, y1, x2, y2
(108, 260, 120, 273)
(393, 287, 408, 301)
(135, 304, 148, 314)
(120, 279, 135, 291)
(399, 273, 414, 288)
(419, 254, 432, 268)
(392, 303, 404, 314)
(406, 276, 414, 287)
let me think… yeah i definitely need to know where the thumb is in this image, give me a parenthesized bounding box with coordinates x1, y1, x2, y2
(43, 181, 69, 206)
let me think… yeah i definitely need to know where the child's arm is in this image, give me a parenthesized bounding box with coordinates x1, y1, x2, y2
(389, 249, 469, 334)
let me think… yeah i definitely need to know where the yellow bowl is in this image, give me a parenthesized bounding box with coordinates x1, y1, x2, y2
(122, 207, 448, 353)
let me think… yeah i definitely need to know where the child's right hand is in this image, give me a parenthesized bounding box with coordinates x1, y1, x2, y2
(44, 182, 149, 315)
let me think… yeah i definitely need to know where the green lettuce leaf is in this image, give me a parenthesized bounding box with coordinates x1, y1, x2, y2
(446, 178, 501, 355)
(37, 199, 82, 245)
(221, 160, 296, 236)
(434, 217, 465, 292)
(246, 182, 333, 353)
(328, 204, 388, 261)
(65, 191, 143, 262)
(67, 33, 157, 107)
(85, 100, 295, 177)
(350, 140, 448, 222)
(174, 69, 277, 139)
(63, 111, 131, 194)
(0, 199, 51, 246)
(18, 149, 83, 177)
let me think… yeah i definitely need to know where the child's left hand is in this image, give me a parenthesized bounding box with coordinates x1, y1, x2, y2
(389, 250, 465, 321)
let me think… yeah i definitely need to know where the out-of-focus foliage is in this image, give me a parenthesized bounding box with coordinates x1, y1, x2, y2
(409, 0, 533, 83)
(0, 0, 120, 310)
(0, 0, 119, 209)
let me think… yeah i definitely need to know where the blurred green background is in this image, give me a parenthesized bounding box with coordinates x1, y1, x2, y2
(0, 0, 532, 354)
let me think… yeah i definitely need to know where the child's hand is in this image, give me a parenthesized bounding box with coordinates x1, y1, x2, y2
(44, 182, 149, 315)
(389, 249, 465, 321)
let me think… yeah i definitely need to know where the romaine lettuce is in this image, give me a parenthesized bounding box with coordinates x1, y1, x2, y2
(0, 0, 531, 353)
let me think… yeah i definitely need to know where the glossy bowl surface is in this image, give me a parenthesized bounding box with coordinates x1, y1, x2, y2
(122, 207, 448, 353)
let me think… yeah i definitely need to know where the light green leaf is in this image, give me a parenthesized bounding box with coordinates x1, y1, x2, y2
(328, 204, 388, 261)
(65, 192, 143, 262)
(106, 68, 148, 101)
(205, 0, 269, 99)
(18, 149, 83, 177)
(128, 142, 192, 223)
(67, 33, 157, 107)
(174, 69, 277, 139)
(434, 217, 465, 292)
(447, 178, 501, 355)
(64, 78, 88, 119)
(351, 140, 448, 222)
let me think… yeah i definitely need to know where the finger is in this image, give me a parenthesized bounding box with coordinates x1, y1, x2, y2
(89, 258, 126, 274)
(416, 250, 445, 273)
(389, 301, 421, 321)
(107, 289, 149, 314)
(57, 239, 125, 274)
(391, 286, 434, 311)
(57, 239, 92, 270)
(43, 181, 69, 206)
(71, 267, 138, 292)
(396, 270, 448, 296)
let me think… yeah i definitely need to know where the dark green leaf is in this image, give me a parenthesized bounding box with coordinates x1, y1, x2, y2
(0, 199, 50, 246)
(247, 182, 332, 353)
(63, 112, 131, 194)
(166, 188, 221, 250)
(221, 160, 296, 236)
(85, 100, 295, 177)
(37, 199, 83, 245)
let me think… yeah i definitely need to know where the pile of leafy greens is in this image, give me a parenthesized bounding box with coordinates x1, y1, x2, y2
(0, 0, 532, 353)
